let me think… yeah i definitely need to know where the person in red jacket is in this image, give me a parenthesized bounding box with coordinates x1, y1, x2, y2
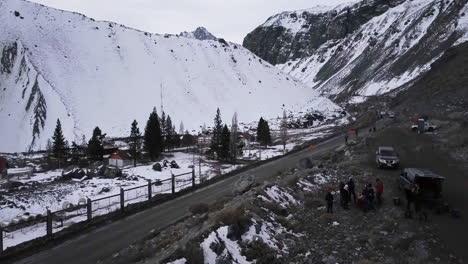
(375, 178, 384, 205)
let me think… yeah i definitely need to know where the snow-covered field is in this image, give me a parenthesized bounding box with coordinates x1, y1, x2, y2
(0, 108, 345, 250)
(0, 151, 243, 249)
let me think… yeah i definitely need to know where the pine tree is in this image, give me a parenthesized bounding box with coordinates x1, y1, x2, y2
(219, 124, 230, 160)
(182, 131, 195, 147)
(257, 117, 265, 144)
(88, 126, 104, 161)
(160, 111, 167, 150)
(230, 112, 238, 161)
(257, 117, 271, 146)
(179, 122, 184, 135)
(46, 139, 53, 153)
(144, 108, 163, 160)
(165, 115, 173, 150)
(129, 120, 142, 167)
(280, 110, 288, 153)
(70, 141, 83, 165)
(264, 121, 272, 145)
(210, 108, 223, 158)
(52, 119, 68, 168)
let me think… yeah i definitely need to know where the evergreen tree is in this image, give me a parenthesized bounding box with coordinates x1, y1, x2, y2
(165, 115, 173, 150)
(264, 121, 272, 145)
(179, 122, 184, 135)
(219, 124, 230, 160)
(52, 119, 68, 168)
(144, 108, 163, 160)
(257, 117, 272, 146)
(88, 126, 105, 161)
(129, 120, 142, 167)
(280, 110, 288, 153)
(210, 108, 223, 157)
(160, 111, 167, 150)
(256, 117, 265, 143)
(172, 125, 180, 148)
(182, 131, 195, 147)
(70, 141, 84, 165)
(230, 112, 238, 161)
(46, 139, 53, 153)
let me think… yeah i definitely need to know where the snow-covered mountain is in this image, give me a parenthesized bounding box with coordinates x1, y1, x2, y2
(243, 0, 468, 102)
(0, 0, 343, 153)
(179, 27, 217, 41)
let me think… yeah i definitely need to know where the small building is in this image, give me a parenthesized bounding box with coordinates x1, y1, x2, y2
(0, 156, 8, 179)
(108, 150, 133, 168)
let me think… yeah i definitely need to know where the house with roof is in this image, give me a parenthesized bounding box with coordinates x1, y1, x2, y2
(108, 150, 133, 168)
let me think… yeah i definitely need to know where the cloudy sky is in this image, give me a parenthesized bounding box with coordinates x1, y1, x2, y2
(30, 0, 353, 43)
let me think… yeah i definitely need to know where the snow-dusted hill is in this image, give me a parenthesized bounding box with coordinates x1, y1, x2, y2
(0, 0, 343, 153)
(243, 0, 468, 101)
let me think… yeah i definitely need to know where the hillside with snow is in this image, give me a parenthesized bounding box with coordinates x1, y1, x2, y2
(243, 0, 468, 102)
(0, 0, 343, 153)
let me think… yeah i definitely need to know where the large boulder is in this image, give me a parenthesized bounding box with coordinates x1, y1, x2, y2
(62, 166, 87, 180)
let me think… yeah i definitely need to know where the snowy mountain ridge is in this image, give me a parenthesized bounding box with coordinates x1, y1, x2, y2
(0, 0, 343, 153)
(243, 0, 468, 102)
(178, 27, 217, 41)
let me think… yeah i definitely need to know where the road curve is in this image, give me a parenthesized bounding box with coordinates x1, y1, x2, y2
(15, 133, 347, 264)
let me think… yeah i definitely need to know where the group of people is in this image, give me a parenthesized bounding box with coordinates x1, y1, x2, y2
(325, 177, 384, 213)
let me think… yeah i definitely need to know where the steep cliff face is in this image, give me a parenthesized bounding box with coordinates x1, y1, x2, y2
(243, 0, 468, 101)
(0, 0, 342, 153)
(0, 41, 73, 152)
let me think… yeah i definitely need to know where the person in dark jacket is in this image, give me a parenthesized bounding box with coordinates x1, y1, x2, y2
(342, 185, 350, 210)
(405, 186, 414, 212)
(347, 177, 356, 203)
(339, 182, 345, 207)
(362, 184, 375, 211)
(375, 178, 384, 205)
(325, 190, 334, 213)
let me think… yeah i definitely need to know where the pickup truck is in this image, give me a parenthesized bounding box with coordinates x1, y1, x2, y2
(411, 119, 437, 132)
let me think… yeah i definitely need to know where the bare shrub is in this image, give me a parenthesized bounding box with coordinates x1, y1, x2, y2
(189, 202, 209, 215)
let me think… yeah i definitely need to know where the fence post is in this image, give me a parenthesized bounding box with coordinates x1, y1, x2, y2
(87, 197, 92, 221)
(0, 228, 3, 254)
(120, 188, 125, 213)
(192, 168, 196, 187)
(171, 172, 175, 194)
(148, 180, 152, 200)
(46, 210, 53, 237)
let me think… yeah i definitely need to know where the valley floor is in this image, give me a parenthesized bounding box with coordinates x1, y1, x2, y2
(99, 122, 467, 264)
(0, 122, 338, 250)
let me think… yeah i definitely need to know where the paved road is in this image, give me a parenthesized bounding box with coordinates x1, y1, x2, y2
(15, 133, 349, 264)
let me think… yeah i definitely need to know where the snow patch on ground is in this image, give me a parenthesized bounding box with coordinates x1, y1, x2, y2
(201, 226, 250, 264)
(263, 185, 300, 208)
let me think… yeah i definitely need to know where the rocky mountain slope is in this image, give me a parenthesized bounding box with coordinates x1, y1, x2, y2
(0, 0, 343, 153)
(179, 27, 217, 41)
(243, 0, 468, 102)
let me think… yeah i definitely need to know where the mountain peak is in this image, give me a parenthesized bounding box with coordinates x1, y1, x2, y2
(179, 26, 217, 40)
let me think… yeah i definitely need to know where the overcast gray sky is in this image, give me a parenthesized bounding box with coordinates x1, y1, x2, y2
(30, 0, 353, 43)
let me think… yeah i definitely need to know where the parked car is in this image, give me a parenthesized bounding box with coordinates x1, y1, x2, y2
(399, 168, 445, 201)
(411, 119, 437, 132)
(376, 146, 400, 169)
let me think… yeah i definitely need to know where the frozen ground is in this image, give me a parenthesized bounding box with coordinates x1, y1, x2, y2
(0, 116, 345, 250)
